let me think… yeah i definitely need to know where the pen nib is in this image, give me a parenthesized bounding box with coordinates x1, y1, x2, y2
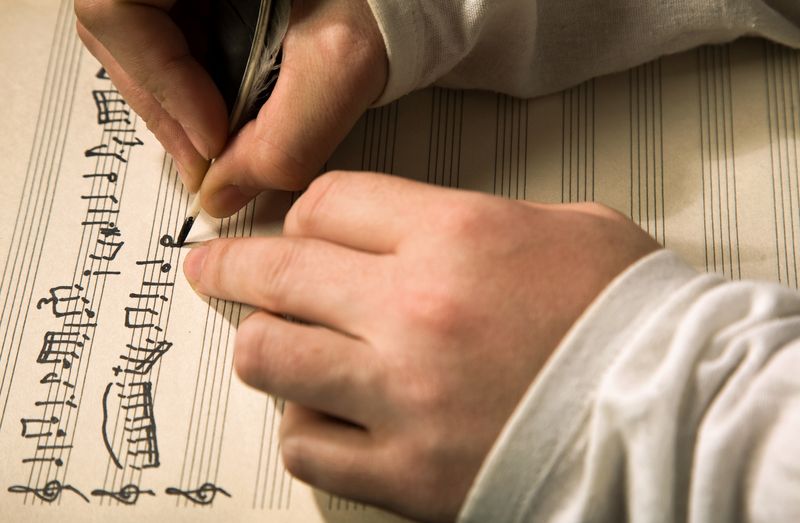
(175, 216, 195, 248)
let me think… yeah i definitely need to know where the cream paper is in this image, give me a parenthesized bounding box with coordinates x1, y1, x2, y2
(0, 1, 798, 521)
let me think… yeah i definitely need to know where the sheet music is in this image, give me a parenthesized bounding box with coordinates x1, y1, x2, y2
(1, 1, 799, 521)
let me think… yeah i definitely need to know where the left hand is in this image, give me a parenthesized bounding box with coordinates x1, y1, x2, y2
(183, 171, 660, 522)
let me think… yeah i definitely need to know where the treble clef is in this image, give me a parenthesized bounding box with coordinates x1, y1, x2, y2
(164, 482, 231, 505)
(8, 480, 89, 503)
(91, 484, 155, 505)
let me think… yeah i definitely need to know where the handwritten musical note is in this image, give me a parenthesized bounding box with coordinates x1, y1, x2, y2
(37, 331, 89, 368)
(117, 338, 172, 375)
(102, 381, 160, 470)
(92, 89, 130, 125)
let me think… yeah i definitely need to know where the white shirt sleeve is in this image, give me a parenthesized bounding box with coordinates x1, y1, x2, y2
(458, 249, 800, 522)
(366, 0, 800, 104)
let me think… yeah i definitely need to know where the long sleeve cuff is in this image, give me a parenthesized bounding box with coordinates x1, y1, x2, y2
(365, 0, 800, 106)
(459, 249, 800, 522)
(365, 0, 423, 105)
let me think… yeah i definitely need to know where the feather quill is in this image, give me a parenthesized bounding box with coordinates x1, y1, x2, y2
(228, 0, 291, 131)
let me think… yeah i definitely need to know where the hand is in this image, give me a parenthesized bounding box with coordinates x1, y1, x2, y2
(181, 172, 660, 521)
(74, 0, 388, 215)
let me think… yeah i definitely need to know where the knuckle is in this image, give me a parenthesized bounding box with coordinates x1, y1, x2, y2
(279, 411, 315, 484)
(258, 241, 299, 310)
(74, 0, 107, 28)
(582, 202, 629, 223)
(245, 124, 314, 191)
(399, 281, 463, 337)
(286, 172, 346, 234)
(280, 436, 312, 483)
(436, 199, 486, 240)
(233, 313, 267, 385)
(312, 22, 374, 72)
(144, 110, 169, 138)
(402, 375, 448, 415)
(202, 240, 234, 292)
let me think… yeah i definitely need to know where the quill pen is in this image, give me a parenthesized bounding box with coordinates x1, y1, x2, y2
(176, 0, 291, 247)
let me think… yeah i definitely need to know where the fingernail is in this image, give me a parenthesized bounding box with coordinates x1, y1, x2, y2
(175, 160, 191, 187)
(183, 125, 210, 161)
(183, 245, 208, 285)
(206, 185, 255, 214)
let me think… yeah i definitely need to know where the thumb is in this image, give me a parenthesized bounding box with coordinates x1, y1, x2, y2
(199, 1, 387, 218)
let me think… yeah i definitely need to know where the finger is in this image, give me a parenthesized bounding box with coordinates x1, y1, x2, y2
(235, 311, 381, 424)
(198, 0, 388, 216)
(76, 21, 209, 190)
(283, 171, 445, 253)
(75, 0, 227, 180)
(183, 237, 384, 332)
(280, 403, 387, 505)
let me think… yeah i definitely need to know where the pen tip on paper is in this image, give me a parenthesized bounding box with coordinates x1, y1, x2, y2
(176, 216, 195, 248)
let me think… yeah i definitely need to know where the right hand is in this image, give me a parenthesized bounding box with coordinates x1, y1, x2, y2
(75, 0, 388, 217)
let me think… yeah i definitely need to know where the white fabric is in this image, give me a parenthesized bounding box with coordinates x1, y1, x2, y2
(363, 1, 800, 521)
(460, 250, 800, 522)
(366, 0, 800, 104)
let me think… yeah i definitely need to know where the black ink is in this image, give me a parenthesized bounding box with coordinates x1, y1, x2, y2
(106, 381, 160, 469)
(85, 144, 127, 163)
(83, 171, 118, 183)
(8, 480, 89, 503)
(89, 238, 125, 261)
(91, 484, 155, 505)
(20, 416, 59, 438)
(124, 307, 159, 329)
(37, 332, 88, 367)
(136, 259, 165, 265)
(81, 194, 119, 204)
(82, 219, 116, 227)
(112, 135, 143, 147)
(35, 397, 77, 409)
(100, 226, 122, 237)
(37, 285, 89, 318)
(119, 339, 172, 374)
(164, 483, 231, 505)
(159, 234, 177, 248)
(92, 89, 130, 125)
(142, 281, 174, 288)
(83, 269, 121, 277)
(21, 456, 63, 466)
(129, 293, 168, 302)
(101, 383, 123, 469)
(39, 373, 60, 384)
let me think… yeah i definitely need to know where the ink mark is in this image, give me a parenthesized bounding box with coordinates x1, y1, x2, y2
(120, 339, 172, 374)
(8, 480, 89, 503)
(21, 457, 63, 466)
(91, 484, 155, 505)
(20, 416, 58, 438)
(40, 372, 60, 384)
(159, 235, 177, 248)
(101, 383, 123, 469)
(113, 382, 160, 469)
(37, 331, 88, 367)
(83, 171, 118, 183)
(164, 483, 231, 505)
(37, 285, 88, 318)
